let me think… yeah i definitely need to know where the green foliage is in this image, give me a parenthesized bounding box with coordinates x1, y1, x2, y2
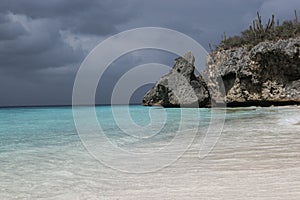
(216, 10, 300, 51)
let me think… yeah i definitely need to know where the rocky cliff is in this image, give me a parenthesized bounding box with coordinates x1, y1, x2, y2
(143, 37, 300, 107)
(206, 37, 300, 106)
(142, 52, 210, 107)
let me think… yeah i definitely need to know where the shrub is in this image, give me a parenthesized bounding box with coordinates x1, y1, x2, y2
(215, 10, 300, 51)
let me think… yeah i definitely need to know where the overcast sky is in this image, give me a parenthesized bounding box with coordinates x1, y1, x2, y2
(0, 0, 300, 106)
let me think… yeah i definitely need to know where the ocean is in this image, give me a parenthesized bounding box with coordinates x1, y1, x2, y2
(0, 105, 299, 199)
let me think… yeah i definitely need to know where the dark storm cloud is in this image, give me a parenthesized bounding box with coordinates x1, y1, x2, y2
(0, 0, 139, 35)
(0, 17, 83, 84)
(0, 0, 140, 106)
(0, 0, 139, 72)
(0, 0, 299, 106)
(0, 13, 27, 40)
(127, 0, 265, 48)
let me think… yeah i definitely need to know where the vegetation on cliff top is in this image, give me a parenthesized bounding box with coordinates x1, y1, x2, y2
(215, 10, 300, 51)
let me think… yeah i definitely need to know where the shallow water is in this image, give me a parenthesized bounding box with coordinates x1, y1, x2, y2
(0, 106, 299, 199)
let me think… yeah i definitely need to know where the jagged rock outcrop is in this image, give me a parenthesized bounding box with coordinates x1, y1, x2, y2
(142, 52, 210, 107)
(206, 37, 300, 106)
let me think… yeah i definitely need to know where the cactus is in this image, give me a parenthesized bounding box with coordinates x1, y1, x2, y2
(209, 43, 213, 52)
(252, 20, 256, 32)
(265, 14, 275, 31)
(257, 12, 264, 31)
(223, 32, 227, 41)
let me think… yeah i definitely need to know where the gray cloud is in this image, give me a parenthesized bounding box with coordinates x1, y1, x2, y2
(0, 0, 140, 35)
(0, 13, 27, 40)
(0, 0, 141, 106)
(0, 0, 139, 72)
(259, 0, 300, 21)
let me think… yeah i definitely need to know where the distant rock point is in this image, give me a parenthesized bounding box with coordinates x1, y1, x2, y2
(182, 51, 195, 65)
(142, 51, 210, 107)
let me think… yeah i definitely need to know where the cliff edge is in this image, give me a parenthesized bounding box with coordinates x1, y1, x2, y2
(206, 37, 300, 106)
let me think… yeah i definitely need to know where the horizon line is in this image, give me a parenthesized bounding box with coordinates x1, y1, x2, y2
(0, 103, 142, 109)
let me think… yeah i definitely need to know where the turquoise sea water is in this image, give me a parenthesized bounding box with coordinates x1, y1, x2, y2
(0, 106, 300, 199)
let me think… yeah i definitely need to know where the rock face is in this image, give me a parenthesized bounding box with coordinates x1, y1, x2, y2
(142, 51, 210, 107)
(206, 37, 300, 106)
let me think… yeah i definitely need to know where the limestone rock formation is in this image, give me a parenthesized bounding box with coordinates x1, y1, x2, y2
(206, 37, 300, 106)
(142, 51, 210, 107)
